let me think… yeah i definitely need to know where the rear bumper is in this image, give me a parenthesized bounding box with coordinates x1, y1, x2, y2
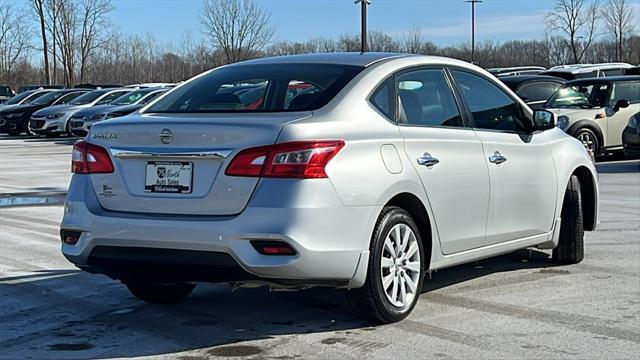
(61, 175, 378, 287)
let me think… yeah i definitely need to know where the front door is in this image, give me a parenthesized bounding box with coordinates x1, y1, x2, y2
(606, 81, 640, 148)
(450, 69, 558, 245)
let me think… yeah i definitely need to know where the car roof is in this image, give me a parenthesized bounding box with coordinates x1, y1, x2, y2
(546, 63, 633, 74)
(229, 52, 415, 68)
(567, 75, 640, 85)
(499, 75, 567, 86)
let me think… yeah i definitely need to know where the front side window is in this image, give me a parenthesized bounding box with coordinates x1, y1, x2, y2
(609, 81, 640, 105)
(369, 78, 395, 120)
(395, 69, 463, 127)
(451, 70, 529, 132)
(146, 64, 362, 113)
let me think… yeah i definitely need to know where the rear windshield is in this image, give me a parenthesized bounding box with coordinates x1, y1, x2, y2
(145, 64, 363, 113)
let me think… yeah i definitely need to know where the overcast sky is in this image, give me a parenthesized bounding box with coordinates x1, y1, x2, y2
(109, 0, 638, 46)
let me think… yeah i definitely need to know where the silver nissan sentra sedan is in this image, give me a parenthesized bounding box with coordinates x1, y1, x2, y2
(61, 53, 599, 323)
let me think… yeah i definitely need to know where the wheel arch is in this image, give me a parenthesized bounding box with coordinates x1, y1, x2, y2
(566, 121, 605, 151)
(571, 166, 597, 231)
(384, 192, 433, 270)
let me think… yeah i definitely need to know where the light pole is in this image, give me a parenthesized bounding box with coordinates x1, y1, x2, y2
(355, 0, 371, 53)
(465, 0, 482, 63)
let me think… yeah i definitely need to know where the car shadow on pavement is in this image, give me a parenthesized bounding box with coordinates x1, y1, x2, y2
(423, 248, 558, 293)
(596, 160, 640, 174)
(0, 269, 367, 359)
(1, 249, 562, 359)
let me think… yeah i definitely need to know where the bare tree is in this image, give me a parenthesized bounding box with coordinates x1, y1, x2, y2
(546, 0, 600, 63)
(0, 2, 32, 87)
(200, 0, 275, 64)
(32, 0, 50, 84)
(76, 0, 113, 83)
(45, 0, 63, 84)
(601, 0, 635, 61)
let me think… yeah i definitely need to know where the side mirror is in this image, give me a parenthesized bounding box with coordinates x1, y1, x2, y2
(533, 109, 556, 131)
(613, 99, 630, 112)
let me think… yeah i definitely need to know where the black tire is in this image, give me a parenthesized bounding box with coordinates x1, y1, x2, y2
(125, 282, 196, 304)
(346, 206, 425, 324)
(574, 128, 600, 156)
(553, 175, 585, 264)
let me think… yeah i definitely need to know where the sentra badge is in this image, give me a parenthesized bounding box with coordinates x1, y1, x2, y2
(92, 133, 118, 139)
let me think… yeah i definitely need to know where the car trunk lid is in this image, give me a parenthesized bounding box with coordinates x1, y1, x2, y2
(87, 112, 310, 215)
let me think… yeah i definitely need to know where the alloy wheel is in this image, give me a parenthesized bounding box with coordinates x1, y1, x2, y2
(380, 223, 421, 309)
(577, 131, 597, 153)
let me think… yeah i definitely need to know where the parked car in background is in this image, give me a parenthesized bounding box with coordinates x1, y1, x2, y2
(74, 84, 122, 90)
(541, 63, 633, 80)
(61, 53, 598, 323)
(100, 88, 170, 121)
(622, 112, 639, 157)
(0, 89, 54, 109)
(0, 86, 15, 103)
(499, 75, 566, 109)
(17, 85, 65, 93)
(70, 88, 169, 136)
(545, 76, 640, 155)
(29, 88, 131, 136)
(0, 89, 89, 136)
(125, 83, 175, 89)
(487, 66, 546, 77)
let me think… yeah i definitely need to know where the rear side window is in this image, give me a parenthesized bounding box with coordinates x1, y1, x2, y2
(146, 64, 363, 113)
(395, 69, 463, 127)
(518, 82, 563, 102)
(610, 82, 640, 105)
(369, 78, 395, 120)
(451, 70, 529, 132)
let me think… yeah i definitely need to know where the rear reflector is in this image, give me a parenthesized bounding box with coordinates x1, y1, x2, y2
(60, 230, 82, 245)
(225, 140, 344, 178)
(72, 141, 114, 174)
(251, 240, 296, 256)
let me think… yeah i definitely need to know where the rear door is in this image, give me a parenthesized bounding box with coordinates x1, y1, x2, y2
(394, 67, 490, 254)
(450, 69, 558, 245)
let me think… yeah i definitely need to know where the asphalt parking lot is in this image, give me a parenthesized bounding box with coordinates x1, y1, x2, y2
(1, 135, 639, 360)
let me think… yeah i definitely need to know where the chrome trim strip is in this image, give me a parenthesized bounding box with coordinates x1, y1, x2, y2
(109, 148, 233, 159)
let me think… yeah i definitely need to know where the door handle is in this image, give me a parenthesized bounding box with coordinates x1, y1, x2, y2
(489, 151, 507, 165)
(417, 153, 440, 167)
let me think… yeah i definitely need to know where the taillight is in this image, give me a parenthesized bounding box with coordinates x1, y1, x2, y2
(225, 140, 344, 179)
(71, 141, 114, 174)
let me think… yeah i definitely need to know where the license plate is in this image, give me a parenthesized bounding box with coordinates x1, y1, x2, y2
(144, 161, 193, 193)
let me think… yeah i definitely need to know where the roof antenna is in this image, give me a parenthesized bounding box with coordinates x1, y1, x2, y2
(355, 0, 371, 53)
